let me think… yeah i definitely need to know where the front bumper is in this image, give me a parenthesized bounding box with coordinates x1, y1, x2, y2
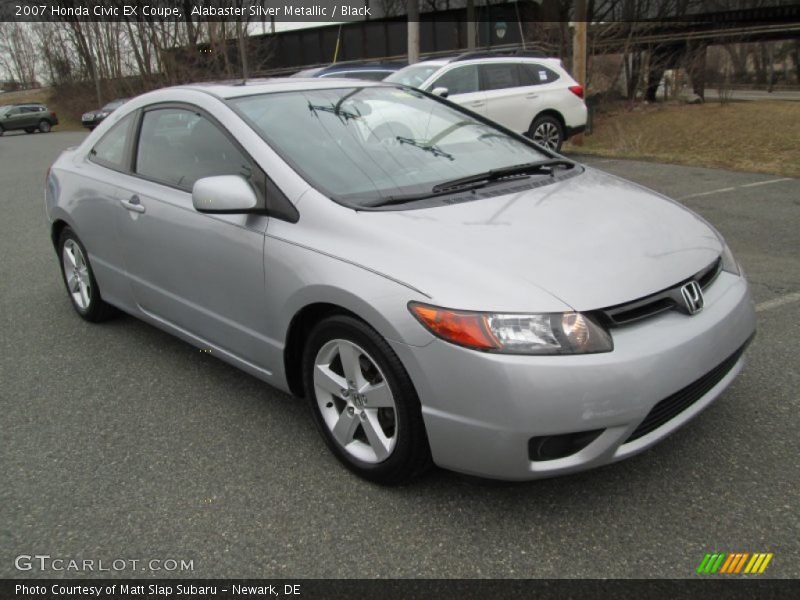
(390, 272, 756, 480)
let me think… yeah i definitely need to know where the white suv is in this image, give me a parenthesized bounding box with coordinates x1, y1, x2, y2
(385, 53, 587, 151)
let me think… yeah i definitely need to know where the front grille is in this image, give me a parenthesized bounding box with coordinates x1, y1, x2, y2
(594, 257, 722, 327)
(625, 339, 750, 443)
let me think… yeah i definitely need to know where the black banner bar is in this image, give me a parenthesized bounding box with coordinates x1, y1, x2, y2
(2, 0, 799, 23)
(3, 579, 800, 600)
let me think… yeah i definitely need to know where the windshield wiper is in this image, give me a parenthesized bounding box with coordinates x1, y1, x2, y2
(362, 158, 576, 209)
(307, 101, 361, 123)
(431, 159, 574, 193)
(396, 136, 454, 161)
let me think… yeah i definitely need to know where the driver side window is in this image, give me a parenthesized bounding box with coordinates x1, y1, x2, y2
(135, 108, 252, 192)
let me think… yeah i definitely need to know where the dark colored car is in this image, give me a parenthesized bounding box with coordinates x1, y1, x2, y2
(81, 98, 128, 130)
(292, 61, 406, 81)
(0, 103, 58, 135)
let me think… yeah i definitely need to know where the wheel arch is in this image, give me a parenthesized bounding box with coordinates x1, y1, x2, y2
(280, 278, 431, 398)
(51, 218, 70, 251)
(530, 109, 566, 133)
(283, 302, 360, 398)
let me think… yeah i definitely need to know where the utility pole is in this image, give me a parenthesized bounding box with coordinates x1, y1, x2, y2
(467, 0, 476, 51)
(407, 0, 419, 64)
(572, 0, 587, 146)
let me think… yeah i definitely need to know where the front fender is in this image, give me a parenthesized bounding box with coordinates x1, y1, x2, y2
(265, 234, 435, 350)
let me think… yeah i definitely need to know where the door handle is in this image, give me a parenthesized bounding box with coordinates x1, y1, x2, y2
(470, 101, 485, 107)
(120, 195, 145, 214)
(526, 93, 538, 99)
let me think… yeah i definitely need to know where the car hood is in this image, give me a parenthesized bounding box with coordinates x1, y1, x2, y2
(289, 167, 722, 312)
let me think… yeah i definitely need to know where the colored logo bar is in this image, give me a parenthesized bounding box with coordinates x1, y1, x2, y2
(696, 552, 773, 574)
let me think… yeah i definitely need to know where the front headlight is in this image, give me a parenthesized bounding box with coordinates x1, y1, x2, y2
(409, 303, 613, 355)
(720, 241, 740, 275)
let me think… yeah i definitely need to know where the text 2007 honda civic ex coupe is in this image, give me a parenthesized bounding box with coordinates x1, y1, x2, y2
(45, 80, 756, 483)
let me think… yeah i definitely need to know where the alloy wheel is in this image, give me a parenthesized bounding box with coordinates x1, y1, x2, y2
(533, 121, 561, 150)
(62, 239, 92, 310)
(313, 339, 398, 463)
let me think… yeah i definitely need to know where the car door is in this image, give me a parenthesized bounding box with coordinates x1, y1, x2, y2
(115, 105, 272, 370)
(26, 106, 44, 127)
(478, 62, 541, 134)
(4, 106, 26, 130)
(68, 112, 139, 308)
(425, 64, 487, 117)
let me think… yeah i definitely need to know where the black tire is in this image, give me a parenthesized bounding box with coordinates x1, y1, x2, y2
(38, 120, 51, 133)
(0, 125, 4, 136)
(57, 227, 117, 322)
(302, 314, 432, 484)
(528, 114, 564, 152)
(25, 127, 36, 134)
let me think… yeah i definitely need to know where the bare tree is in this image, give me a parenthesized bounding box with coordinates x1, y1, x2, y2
(0, 23, 38, 87)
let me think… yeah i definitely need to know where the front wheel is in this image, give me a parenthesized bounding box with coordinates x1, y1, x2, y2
(303, 315, 431, 484)
(529, 115, 564, 152)
(38, 120, 51, 133)
(57, 228, 116, 322)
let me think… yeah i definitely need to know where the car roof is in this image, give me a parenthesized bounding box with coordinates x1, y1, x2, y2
(320, 62, 406, 73)
(415, 56, 561, 67)
(176, 78, 388, 99)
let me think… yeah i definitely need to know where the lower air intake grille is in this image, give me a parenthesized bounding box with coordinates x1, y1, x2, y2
(625, 340, 750, 443)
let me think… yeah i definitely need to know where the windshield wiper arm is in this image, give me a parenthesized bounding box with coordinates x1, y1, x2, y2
(431, 159, 574, 193)
(361, 189, 445, 208)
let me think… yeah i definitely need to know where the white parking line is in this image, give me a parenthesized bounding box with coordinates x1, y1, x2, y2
(680, 177, 792, 200)
(756, 292, 800, 313)
(739, 177, 792, 188)
(681, 187, 737, 199)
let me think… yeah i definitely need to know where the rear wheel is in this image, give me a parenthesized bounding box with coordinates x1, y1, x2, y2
(38, 120, 51, 133)
(303, 314, 431, 484)
(0, 125, 4, 136)
(57, 228, 116, 322)
(529, 114, 564, 152)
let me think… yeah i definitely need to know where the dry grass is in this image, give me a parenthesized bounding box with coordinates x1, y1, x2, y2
(565, 100, 800, 178)
(0, 87, 83, 131)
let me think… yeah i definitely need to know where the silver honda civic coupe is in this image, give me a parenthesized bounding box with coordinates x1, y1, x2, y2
(45, 79, 756, 483)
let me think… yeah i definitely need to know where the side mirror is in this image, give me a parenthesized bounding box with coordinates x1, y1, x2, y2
(431, 87, 450, 98)
(192, 175, 258, 213)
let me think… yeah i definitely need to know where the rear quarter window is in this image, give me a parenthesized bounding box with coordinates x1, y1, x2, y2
(519, 63, 560, 85)
(88, 112, 136, 171)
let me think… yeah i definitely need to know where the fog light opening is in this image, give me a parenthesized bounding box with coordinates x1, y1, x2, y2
(528, 429, 604, 462)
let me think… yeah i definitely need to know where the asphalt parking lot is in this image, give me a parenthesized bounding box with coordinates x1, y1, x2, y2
(1, 130, 798, 579)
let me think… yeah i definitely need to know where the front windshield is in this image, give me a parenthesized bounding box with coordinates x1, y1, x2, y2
(230, 86, 546, 206)
(384, 65, 440, 88)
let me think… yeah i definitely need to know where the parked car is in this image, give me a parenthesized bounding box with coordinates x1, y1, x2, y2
(45, 80, 755, 484)
(0, 103, 58, 135)
(81, 98, 128, 130)
(293, 61, 406, 81)
(386, 50, 587, 151)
